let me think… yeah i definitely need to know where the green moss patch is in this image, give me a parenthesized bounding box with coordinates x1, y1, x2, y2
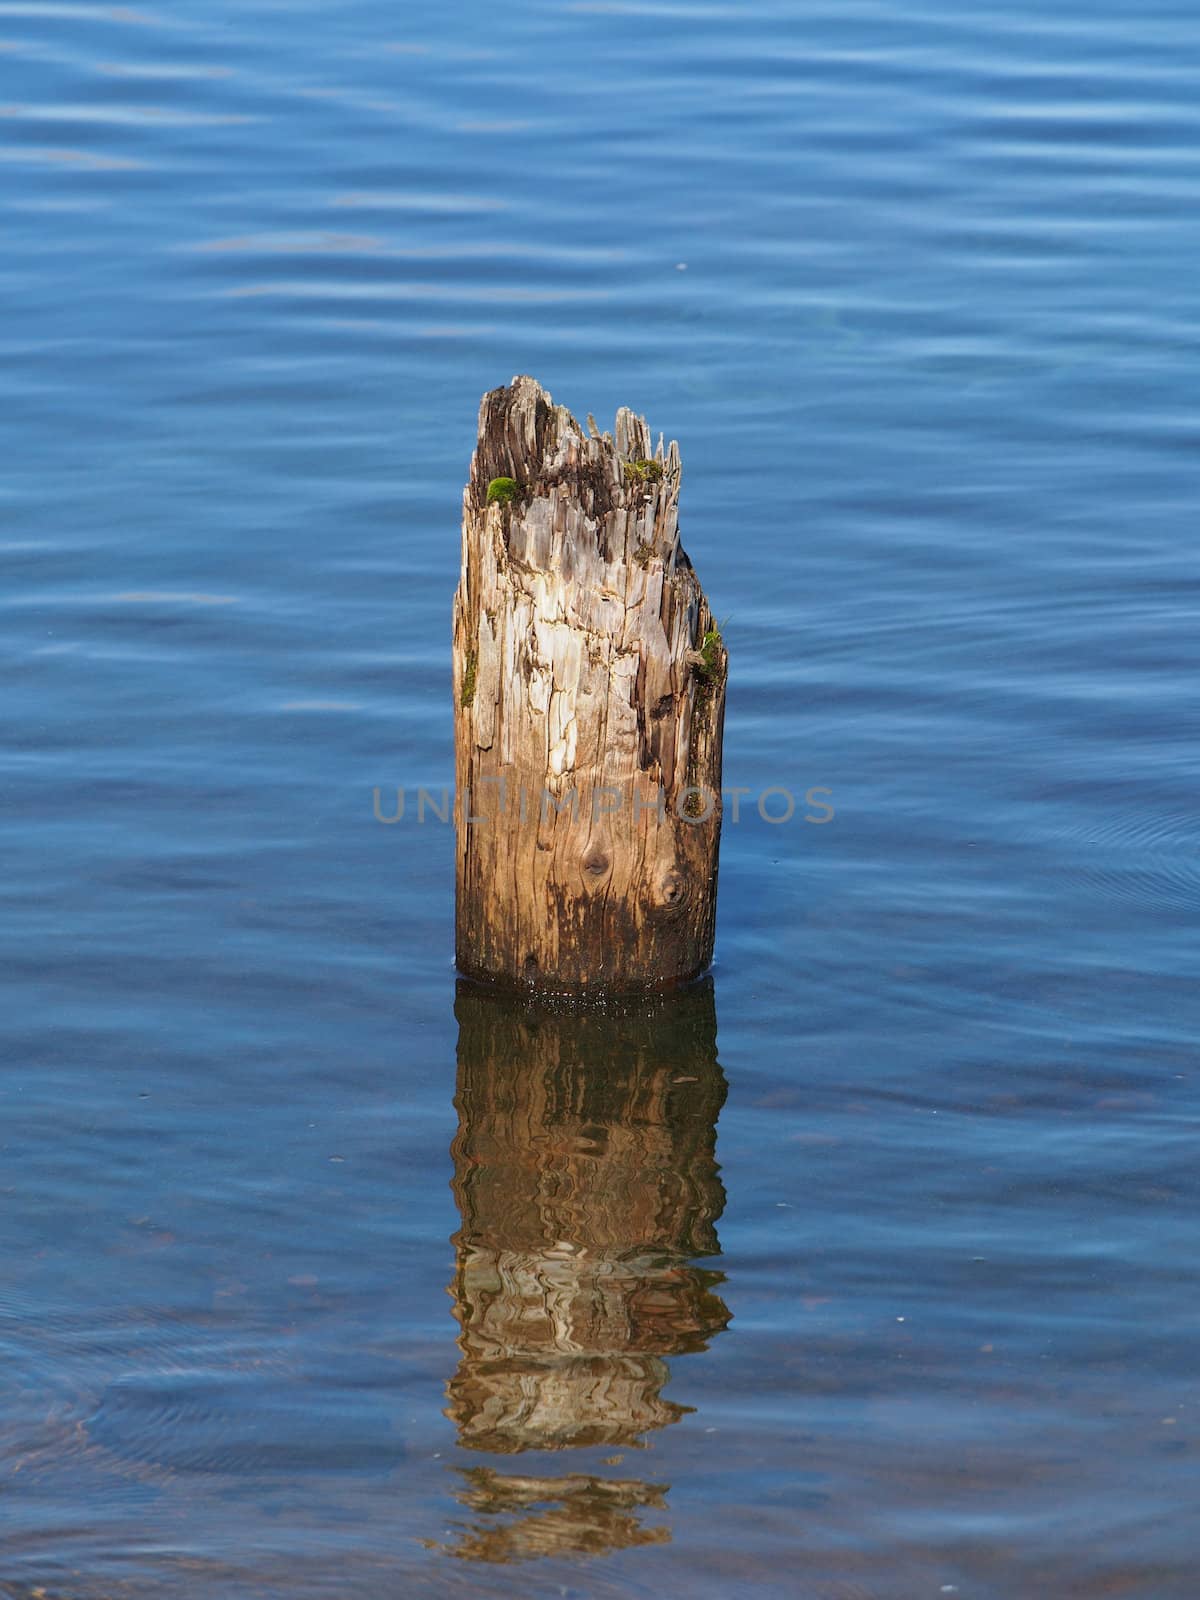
(460, 649, 478, 708)
(695, 627, 725, 683)
(486, 476, 520, 506)
(623, 458, 664, 487)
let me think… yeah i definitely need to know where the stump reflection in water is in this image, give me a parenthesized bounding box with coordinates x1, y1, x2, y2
(442, 1469, 671, 1563)
(440, 979, 729, 1561)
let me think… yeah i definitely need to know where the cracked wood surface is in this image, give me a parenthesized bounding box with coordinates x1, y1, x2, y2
(453, 376, 727, 992)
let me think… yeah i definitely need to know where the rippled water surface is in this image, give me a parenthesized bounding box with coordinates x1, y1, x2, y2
(3, 1, 1199, 1596)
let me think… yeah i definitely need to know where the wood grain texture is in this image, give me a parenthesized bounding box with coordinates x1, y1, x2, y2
(453, 376, 727, 993)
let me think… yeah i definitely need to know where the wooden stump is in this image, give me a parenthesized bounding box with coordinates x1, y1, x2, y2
(453, 376, 727, 993)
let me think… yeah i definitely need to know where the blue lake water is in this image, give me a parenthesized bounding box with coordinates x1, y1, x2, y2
(2, 0, 1199, 1595)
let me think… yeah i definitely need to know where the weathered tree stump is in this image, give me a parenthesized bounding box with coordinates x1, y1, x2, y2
(453, 376, 727, 993)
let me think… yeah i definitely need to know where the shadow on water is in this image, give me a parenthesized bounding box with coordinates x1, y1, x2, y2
(436, 977, 730, 1563)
